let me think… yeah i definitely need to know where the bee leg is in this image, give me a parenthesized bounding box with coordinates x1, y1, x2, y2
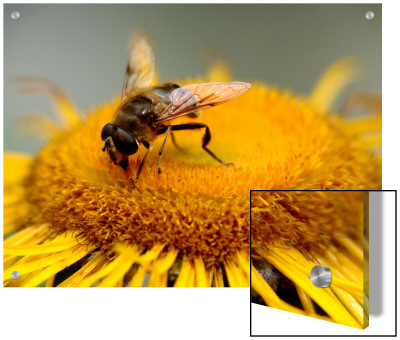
(170, 123, 234, 166)
(157, 126, 171, 174)
(201, 125, 234, 166)
(135, 141, 151, 184)
(170, 132, 186, 152)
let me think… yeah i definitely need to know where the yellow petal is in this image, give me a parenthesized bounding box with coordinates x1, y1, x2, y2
(98, 248, 140, 287)
(194, 257, 209, 287)
(174, 257, 195, 287)
(3, 152, 32, 185)
(310, 57, 360, 112)
(15, 77, 81, 126)
(57, 252, 106, 287)
(21, 245, 96, 287)
(129, 265, 148, 287)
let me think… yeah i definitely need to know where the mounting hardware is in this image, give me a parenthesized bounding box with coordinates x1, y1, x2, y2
(11, 271, 20, 280)
(310, 265, 332, 288)
(11, 11, 20, 20)
(365, 11, 375, 20)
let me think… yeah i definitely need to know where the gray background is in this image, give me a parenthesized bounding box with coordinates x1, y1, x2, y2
(4, 4, 382, 153)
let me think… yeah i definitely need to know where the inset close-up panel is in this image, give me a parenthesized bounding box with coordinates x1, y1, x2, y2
(251, 190, 369, 329)
(250, 190, 397, 337)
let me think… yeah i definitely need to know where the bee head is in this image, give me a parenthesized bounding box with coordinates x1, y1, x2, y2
(101, 124, 139, 168)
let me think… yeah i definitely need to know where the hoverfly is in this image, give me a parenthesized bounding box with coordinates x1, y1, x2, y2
(101, 34, 251, 183)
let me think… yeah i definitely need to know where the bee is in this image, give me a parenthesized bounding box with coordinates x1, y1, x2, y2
(101, 34, 251, 183)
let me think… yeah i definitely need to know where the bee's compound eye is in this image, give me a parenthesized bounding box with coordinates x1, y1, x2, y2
(101, 124, 115, 140)
(113, 127, 139, 155)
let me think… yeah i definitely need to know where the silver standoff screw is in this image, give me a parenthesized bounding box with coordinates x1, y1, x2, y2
(310, 265, 332, 288)
(365, 11, 375, 20)
(11, 11, 20, 20)
(11, 271, 20, 280)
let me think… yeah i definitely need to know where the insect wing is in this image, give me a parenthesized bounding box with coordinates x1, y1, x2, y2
(121, 32, 156, 102)
(156, 81, 251, 123)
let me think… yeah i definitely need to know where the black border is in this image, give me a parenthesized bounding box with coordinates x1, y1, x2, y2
(249, 190, 397, 337)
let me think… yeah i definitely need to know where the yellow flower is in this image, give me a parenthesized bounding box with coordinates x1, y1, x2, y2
(4, 56, 380, 304)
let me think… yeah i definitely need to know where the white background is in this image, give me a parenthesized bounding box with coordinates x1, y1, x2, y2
(1, 1, 399, 340)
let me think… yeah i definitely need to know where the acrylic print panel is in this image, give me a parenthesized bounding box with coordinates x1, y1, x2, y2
(4, 4, 380, 288)
(250, 190, 369, 329)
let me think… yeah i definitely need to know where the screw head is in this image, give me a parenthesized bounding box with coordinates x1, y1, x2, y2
(11, 271, 20, 280)
(11, 11, 20, 20)
(365, 11, 375, 20)
(310, 265, 332, 288)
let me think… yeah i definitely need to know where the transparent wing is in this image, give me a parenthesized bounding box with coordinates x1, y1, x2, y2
(121, 32, 155, 102)
(156, 81, 251, 123)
